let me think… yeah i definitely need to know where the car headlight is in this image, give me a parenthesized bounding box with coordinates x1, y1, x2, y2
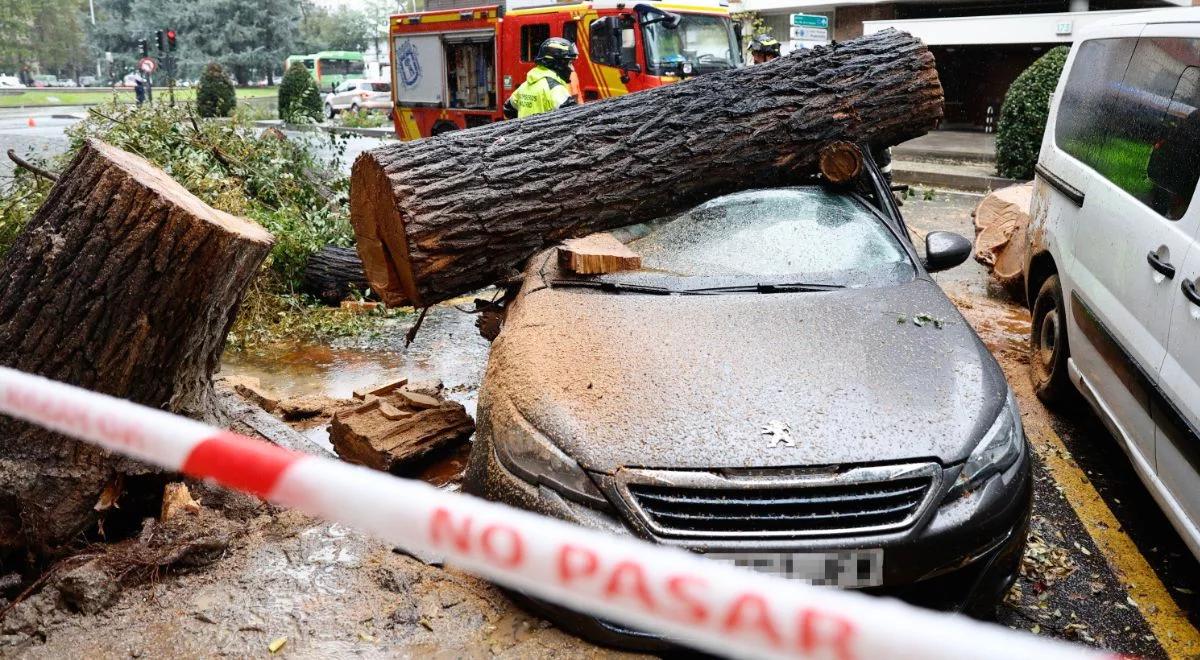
(490, 395, 608, 508)
(949, 389, 1024, 498)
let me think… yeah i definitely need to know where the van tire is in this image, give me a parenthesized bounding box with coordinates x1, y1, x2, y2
(1030, 274, 1074, 405)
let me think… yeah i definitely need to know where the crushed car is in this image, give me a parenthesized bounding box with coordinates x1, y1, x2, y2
(465, 155, 1032, 650)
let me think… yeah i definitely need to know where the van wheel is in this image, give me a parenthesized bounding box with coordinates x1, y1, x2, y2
(1030, 274, 1074, 405)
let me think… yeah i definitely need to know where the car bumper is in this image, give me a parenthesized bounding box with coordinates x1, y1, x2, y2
(463, 433, 1032, 652)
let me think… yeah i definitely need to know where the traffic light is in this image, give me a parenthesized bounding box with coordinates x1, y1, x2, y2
(166, 29, 177, 52)
(156, 29, 165, 52)
(138, 39, 148, 57)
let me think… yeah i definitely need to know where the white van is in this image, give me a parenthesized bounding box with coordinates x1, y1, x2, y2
(1023, 7, 1200, 559)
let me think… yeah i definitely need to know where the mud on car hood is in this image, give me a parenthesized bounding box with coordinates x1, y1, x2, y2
(484, 278, 1008, 474)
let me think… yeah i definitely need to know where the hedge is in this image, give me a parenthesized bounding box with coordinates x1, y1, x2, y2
(996, 46, 1069, 180)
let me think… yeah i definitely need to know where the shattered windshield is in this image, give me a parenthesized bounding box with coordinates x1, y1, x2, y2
(642, 13, 741, 76)
(615, 188, 914, 289)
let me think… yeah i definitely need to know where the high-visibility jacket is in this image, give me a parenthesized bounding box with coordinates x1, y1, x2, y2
(503, 66, 578, 119)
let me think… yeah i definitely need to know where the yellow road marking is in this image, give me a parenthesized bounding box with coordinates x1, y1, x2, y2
(1028, 421, 1200, 658)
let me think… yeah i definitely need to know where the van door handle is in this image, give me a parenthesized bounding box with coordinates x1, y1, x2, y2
(1147, 251, 1176, 279)
(1184, 279, 1200, 306)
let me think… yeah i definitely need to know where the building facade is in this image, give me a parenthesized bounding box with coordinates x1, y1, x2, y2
(730, 0, 1194, 129)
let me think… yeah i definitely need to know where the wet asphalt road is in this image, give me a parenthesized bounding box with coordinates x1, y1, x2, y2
(907, 191, 1200, 658)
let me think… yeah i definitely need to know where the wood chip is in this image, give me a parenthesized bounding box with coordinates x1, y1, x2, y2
(397, 390, 441, 410)
(353, 378, 408, 400)
(557, 233, 641, 275)
(161, 482, 201, 520)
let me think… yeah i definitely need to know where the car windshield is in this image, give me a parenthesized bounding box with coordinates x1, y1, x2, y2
(642, 13, 741, 75)
(608, 187, 914, 290)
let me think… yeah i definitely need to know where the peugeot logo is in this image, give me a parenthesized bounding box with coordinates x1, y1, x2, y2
(761, 420, 794, 447)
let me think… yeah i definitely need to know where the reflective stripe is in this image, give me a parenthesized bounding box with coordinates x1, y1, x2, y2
(510, 67, 573, 118)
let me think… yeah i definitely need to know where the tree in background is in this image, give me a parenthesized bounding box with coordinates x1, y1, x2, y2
(88, 0, 301, 86)
(996, 46, 1069, 180)
(1, 0, 91, 81)
(197, 62, 236, 117)
(297, 4, 378, 54)
(278, 62, 321, 124)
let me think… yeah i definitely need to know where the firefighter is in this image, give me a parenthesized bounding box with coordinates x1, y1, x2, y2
(503, 37, 579, 119)
(749, 34, 781, 64)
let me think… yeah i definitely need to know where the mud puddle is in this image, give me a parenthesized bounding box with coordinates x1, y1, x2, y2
(220, 303, 492, 468)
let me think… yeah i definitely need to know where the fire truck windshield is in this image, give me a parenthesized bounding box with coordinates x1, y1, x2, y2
(641, 13, 741, 77)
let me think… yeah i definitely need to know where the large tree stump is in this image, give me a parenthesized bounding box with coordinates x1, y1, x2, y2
(0, 139, 273, 553)
(351, 28, 943, 306)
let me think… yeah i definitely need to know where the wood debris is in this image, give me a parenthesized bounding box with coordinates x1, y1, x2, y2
(558, 233, 642, 275)
(160, 482, 202, 521)
(330, 383, 475, 473)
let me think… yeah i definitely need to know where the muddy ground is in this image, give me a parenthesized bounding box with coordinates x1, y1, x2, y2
(1, 192, 1196, 658)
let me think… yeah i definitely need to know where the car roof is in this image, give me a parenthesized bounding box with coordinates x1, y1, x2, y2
(1079, 7, 1200, 39)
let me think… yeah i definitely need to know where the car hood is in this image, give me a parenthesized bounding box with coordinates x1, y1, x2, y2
(484, 278, 1008, 473)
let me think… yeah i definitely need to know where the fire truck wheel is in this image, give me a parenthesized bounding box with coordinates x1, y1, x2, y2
(431, 121, 459, 136)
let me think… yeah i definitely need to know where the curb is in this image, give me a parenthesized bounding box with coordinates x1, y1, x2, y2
(894, 161, 1022, 194)
(892, 146, 995, 165)
(253, 120, 395, 138)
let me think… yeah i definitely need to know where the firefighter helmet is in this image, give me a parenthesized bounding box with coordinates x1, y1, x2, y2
(749, 34, 781, 56)
(536, 37, 579, 75)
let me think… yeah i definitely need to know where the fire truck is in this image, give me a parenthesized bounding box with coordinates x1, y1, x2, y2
(386, 0, 742, 140)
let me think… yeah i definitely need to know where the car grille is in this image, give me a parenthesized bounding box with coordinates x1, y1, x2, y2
(614, 464, 940, 540)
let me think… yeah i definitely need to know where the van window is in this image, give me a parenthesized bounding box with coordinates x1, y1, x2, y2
(1056, 37, 1200, 219)
(521, 24, 551, 62)
(1054, 38, 1137, 179)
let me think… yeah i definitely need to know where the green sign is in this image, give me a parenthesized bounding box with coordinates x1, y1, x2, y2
(791, 13, 828, 29)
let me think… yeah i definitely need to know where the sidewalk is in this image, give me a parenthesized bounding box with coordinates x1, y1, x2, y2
(894, 130, 996, 164)
(893, 130, 1023, 193)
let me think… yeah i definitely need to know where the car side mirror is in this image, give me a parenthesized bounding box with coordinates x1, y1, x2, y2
(923, 231, 972, 273)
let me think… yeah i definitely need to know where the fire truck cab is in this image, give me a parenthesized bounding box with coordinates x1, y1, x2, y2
(387, 0, 741, 140)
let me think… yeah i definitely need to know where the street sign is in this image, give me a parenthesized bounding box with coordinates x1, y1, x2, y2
(790, 26, 828, 41)
(790, 13, 828, 29)
(138, 57, 157, 74)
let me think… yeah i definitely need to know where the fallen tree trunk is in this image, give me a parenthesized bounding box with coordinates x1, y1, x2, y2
(0, 139, 273, 554)
(301, 245, 369, 304)
(351, 28, 943, 306)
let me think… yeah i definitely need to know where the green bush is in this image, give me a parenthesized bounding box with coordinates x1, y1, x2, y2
(278, 64, 323, 124)
(996, 46, 1069, 180)
(196, 62, 236, 118)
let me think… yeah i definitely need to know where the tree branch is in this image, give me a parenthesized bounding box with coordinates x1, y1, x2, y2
(6, 150, 58, 183)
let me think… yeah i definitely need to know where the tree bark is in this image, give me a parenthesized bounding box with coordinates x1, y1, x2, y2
(0, 139, 274, 554)
(301, 245, 370, 305)
(351, 28, 943, 307)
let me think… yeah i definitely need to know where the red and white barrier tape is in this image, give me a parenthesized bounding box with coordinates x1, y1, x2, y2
(0, 366, 1105, 660)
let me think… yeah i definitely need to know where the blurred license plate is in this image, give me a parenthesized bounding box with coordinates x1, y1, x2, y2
(704, 549, 883, 587)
